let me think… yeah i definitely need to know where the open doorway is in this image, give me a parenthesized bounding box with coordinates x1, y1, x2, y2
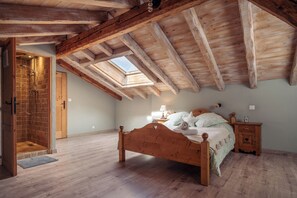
(15, 52, 51, 160)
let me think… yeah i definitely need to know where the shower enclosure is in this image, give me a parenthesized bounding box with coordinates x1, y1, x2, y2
(16, 54, 50, 159)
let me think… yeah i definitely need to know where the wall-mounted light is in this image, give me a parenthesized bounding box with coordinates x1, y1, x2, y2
(160, 105, 167, 119)
(148, 0, 161, 12)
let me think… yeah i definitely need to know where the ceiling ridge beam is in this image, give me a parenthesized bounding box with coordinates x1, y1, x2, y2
(0, 24, 88, 38)
(60, 0, 137, 9)
(247, 0, 297, 28)
(0, 3, 107, 25)
(57, 59, 122, 100)
(56, 0, 209, 58)
(183, 8, 225, 91)
(290, 47, 297, 85)
(238, 0, 257, 88)
(120, 33, 179, 95)
(149, 22, 200, 92)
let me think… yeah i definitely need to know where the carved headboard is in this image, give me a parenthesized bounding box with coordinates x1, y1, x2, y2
(191, 108, 209, 117)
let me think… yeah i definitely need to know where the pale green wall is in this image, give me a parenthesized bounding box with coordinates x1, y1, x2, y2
(116, 79, 297, 153)
(56, 66, 116, 136)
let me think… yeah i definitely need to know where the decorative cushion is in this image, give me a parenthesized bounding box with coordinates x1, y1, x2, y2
(182, 112, 198, 127)
(167, 112, 189, 126)
(195, 113, 227, 127)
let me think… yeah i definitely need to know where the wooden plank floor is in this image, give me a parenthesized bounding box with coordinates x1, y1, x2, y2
(0, 132, 296, 198)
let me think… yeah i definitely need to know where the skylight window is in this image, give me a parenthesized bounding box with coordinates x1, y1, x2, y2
(109, 56, 139, 73)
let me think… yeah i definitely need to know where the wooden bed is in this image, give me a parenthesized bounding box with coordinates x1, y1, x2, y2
(118, 108, 228, 186)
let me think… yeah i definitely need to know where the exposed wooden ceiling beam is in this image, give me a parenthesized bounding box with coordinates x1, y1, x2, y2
(16, 36, 66, 46)
(147, 86, 161, 97)
(133, 88, 147, 99)
(57, 59, 122, 100)
(80, 46, 133, 67)
(0, 3, 107, 25)
(96, 43, 114, 56)
(81, 49, 96, 61)
(120, 33, 179, 95)
(126, 55, 158, 83)
(183, 8, 225, 91)
(290, 47, 297, 85)
(56, 0, 208, 58)
(239, 0, 257, 89)
(0, 24, 88, 38)
(149, 22, 200, 92)
(87, 66, 134, 100)
(247, 0, 297, 28)
(60, 0, 137, 9)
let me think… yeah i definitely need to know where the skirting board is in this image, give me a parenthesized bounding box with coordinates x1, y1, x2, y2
(67, 129, 116, 138)
(262, 149, 297, 157)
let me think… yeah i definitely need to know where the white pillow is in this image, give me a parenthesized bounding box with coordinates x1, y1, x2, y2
(182, 112, 198, 127)
(167, 112, 189, 126)
(195, 113, 227, 127)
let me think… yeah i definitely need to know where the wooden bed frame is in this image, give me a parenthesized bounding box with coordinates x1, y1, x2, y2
(118, 108, 227, 186)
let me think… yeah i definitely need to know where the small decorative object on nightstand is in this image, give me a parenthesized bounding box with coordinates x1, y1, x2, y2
(153, 118, 168, 124)
(234, 122, 262, 156)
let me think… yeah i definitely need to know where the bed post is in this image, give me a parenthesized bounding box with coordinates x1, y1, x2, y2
(119, 126, 125, 162)
(200, 133, 210, 186)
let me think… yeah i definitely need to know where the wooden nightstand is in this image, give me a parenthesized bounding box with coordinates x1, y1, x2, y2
(234, 122, 262, 156)
(153, 118, 168, 124)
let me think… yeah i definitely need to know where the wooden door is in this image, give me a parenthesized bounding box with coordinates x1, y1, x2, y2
(1, 38, 17, 176)
(56, 72, 67, 139)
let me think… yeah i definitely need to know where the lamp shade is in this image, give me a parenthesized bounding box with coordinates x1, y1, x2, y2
(160, 105, 167, 112)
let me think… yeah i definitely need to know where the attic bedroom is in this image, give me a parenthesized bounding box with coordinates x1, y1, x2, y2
(0, 0, 296, 197)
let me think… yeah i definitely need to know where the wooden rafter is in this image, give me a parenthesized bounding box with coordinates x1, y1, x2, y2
(147, 86, 161, 97)
(56, 0, 208, 58)
(87, 66, 134, 100)
(59, 0, 137, 9)
(120, 33, 179, 95)
(57, 59, 122, 100)
(96, 43, 114, 56)
(0, 24, 88, 38)
(133, 88, 147, 99)
(0, 3, 107, 25)
(80, 46, 133, 67)
(16, 36, 66, 46)
(183, 8, 225, 91)
(290, 47, 297, 85)
(126, 55, 158, 83)
(149, 22, 200, 92)
(81, 49, 96, 61)
(238, 0, 257, 88)
(247, 0, 297, 28)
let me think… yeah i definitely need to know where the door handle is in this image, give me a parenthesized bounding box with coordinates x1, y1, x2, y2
(63, 101, 66, 109)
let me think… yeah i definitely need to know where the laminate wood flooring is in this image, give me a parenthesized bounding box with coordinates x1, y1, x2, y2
(0, 132, 296, 198)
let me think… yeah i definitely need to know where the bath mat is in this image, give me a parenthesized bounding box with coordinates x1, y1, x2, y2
(17, 156, 58, 169)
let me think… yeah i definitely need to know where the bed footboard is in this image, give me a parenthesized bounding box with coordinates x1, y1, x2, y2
(118, 124, 210, 186)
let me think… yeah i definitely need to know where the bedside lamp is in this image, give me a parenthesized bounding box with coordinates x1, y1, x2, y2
(160, 105, 167, 119)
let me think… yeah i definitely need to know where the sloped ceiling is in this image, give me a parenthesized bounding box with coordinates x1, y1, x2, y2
(1, 0, 296, 100)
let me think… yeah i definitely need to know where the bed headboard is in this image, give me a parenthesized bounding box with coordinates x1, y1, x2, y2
(191, 108, 209, 117)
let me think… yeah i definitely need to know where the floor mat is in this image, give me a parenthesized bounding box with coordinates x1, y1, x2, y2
(17, 156, 58, 169)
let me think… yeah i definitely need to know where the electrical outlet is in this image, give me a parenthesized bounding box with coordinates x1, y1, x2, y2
(244, 116, 249, 122)
(249, 105, 256, 110)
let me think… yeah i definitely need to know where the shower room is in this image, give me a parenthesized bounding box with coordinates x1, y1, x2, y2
(16, 52, 51, 159)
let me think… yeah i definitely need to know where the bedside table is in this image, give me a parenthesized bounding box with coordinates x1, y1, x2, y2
(234, 122, 262, 156)
(153, 118, 168, 124)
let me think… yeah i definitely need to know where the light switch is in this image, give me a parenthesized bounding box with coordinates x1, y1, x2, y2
(249, 105, 256, 110)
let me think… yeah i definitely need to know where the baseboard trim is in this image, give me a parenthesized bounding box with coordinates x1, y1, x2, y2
(48, 148, 57, 154)
(262, 149, 297, 156)
(67, 129, 116, 138)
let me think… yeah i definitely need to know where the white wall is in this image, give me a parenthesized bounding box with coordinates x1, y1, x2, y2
(116, 79, 297, 153)
(56, 66, 116, 136)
